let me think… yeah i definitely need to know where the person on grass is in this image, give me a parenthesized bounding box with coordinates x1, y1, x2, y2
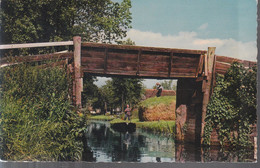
(156, 82, 163, 97)
(124, 104, 131, 121)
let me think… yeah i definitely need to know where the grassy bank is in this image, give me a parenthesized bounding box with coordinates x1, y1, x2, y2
(138, 96, 176, 121)
(141, 96, 176, 107)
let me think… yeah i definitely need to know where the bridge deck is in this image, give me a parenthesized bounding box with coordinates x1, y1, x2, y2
(81, 43, 207, 79)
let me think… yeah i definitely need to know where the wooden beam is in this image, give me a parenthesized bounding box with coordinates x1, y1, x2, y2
(73, 36, 82, 109)
(204, 53, 208, 77)
(200, 47, 216, 144)
(0, 52, 73, 65)
(0, 41, 73, 49)
(207, 47, 216, 74)
(82, 42, 207, 55)
(195, 54, 204, 77)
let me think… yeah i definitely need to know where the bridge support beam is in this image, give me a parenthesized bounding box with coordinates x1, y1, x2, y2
(175, 47, 216, 145)
(200, 47, 216, 143)
(73, 36, 83, 109)
(175, 79, 203, 144)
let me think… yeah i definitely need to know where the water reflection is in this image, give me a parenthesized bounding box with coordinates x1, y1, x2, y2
(175, 143, 255, 162)
(83, 120, 255, 163)
(84, 120, 175, 162)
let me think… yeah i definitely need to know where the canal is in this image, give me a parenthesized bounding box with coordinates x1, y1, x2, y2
(82, 120, 256, 163)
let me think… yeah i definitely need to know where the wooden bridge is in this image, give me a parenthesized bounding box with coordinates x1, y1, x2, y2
(0, 36, 256, 145)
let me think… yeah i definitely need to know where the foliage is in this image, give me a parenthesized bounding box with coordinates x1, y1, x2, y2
(111, 77, 144, 111)
(82, 74, 101, 109)
(117, 38, 135, 45)
(0, 62, 87, 161)
(203, 62, 257, 147)
(160, 80, 177, 90)
(100, 80, 119, 113)
(0, 0, 132, 55)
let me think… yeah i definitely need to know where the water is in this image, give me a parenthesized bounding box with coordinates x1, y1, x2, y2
(83, 120, 256, 163)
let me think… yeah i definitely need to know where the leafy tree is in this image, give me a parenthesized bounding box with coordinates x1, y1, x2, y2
(160, 80, 176, 90)
(1, 0, 132, 44)
(0, 0, 132, 56)
(100, 80, 118, 113)
(111, 77, 144, 112)
(203, 62, 257, 147)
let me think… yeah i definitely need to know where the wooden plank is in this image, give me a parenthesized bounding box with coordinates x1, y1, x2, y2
(137, 50, 142, 75)
(216, 55, 242, 64)
(195, 54, 204, 77)
(81, 57, 105, 65)
(107, 61, 138, 71)
(0, 41, 73, 49)
(215, 62, 231, 71)
(204, 54, 208, 77)
(172, 62, 198, 69)
(0, 52, 73, 65)
(104, 48, 108, 73)
(140, 54, 170, 63)
(168, 52, 173, 77)
(81, 50, 105, 59)
(216, 55, 256, 68)
(172, 55, 200, 62)
(107, 52, 138, 62)
(82, 42, 207, 55)
(140, 65, 169, 72)
(140, 61, 169, 67)
(171, 68, 197, 73)
(82, 68, 196, 78)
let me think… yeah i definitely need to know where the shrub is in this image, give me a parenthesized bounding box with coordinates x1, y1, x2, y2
(0, 62, 87, 161)
(203, 62, 256, 147)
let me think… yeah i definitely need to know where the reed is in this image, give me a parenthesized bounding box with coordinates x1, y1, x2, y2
(0, 62, 87, 161)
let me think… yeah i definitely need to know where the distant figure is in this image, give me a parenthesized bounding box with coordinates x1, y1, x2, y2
(156, 82, 163, 97)
(124, 104, 131, 121)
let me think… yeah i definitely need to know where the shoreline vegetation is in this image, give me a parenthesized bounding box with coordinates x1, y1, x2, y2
(0, 62, 88, 161)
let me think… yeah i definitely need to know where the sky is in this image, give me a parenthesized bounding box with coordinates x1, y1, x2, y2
(96, 0, 258, 88)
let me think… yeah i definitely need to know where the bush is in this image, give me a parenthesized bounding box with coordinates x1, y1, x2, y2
(0, 62, 87, 161)
(203, 62, 257, 147)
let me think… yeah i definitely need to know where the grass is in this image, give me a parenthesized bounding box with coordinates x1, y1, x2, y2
(88, 115, 116, 121)
(136, 120, 175, 136)
(141, 96, 176, 107)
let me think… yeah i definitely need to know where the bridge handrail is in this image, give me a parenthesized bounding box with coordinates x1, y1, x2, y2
(0, 41, 73, 50)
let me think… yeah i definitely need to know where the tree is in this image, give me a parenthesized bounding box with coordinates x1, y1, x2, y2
(160, 80, 173, 90)
(153, 80, 177, 90)
(0, 0, 132, 45)
(100, 80, 118, 113)
(111, 77, 144, 112)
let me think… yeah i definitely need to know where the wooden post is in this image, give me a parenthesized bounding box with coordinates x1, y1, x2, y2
(200, 47, 216, 144)
(73, 36, 83, 109)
